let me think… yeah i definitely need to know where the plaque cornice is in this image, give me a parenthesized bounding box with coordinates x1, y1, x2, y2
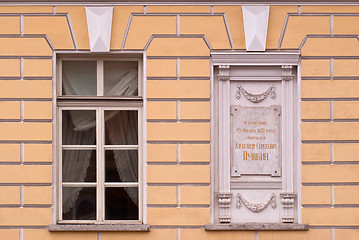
(212, 51, 300, 66)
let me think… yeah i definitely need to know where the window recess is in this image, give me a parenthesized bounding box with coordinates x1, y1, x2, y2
(56, 57, 144, 225)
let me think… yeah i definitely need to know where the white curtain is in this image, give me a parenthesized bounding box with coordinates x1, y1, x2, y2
(106, 111, 138, 205)
(62, 65, 139, 214)
(62, 114, 96, 213)
(106, 69, 138, 96)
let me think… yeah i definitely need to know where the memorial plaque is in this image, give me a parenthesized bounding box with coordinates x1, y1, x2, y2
(231, 105, 281, 177)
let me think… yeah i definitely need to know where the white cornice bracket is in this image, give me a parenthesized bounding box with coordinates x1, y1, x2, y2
(86, 6, 113, 52)
(242, 5, 270, 52)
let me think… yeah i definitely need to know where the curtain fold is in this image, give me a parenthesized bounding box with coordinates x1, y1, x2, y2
(106, 69, 138, 96)
(62, 114, 96, 213)
(106, 111, 139, 205)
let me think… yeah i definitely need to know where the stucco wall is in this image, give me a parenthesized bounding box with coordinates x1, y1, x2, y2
(0, 4, 358, 240)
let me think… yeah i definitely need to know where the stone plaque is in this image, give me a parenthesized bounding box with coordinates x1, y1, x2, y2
(231, 105, 281, 177)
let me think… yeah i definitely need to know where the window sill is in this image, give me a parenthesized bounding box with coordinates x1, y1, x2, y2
(48, 224, 150, 232)
(205, 223, 309, 231)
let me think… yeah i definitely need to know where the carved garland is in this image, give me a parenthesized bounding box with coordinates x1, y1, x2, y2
(237, 193, 277, 213)
(236, 85, 276, 103)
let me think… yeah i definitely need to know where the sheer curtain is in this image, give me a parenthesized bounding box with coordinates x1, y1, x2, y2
(62, 114, 96, 213)
(106, 111, 138, 204)
(62, 64, 139, 214)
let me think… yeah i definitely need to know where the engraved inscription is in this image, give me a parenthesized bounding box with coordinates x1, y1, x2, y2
(231, 106, 281, 176)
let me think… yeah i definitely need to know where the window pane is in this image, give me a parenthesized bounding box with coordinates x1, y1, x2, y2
(105, 110, 138, 145)
(62, 61, 97, 96)
(62, 150, 96, 182)
(104, 61, 138, 96)
(62, 187, 96, 220)
(105, 187, 138, 220)
(105, 150, 138, 182)
(62, 110, 96, 145)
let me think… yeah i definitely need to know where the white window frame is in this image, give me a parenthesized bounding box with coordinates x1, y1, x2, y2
(56, 56, 144, 224)
(57, 57, 143, 99)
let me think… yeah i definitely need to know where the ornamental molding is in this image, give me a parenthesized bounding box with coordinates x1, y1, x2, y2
(280, 193, 296, 223)
(237, 193, 276, 213)
(86, 6, 113, 52)
(282, 65, 294, 81)
(242, 5, 270, 51)
(217, 193, 232, 223)
(217, 65, 230, 81)
(236, 85, 276, 103)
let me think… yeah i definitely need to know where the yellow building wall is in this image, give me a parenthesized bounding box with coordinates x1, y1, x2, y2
(0, 4, 357, 240)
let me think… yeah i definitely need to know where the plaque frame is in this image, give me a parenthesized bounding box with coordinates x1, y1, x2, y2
(212, 51, 301, 224)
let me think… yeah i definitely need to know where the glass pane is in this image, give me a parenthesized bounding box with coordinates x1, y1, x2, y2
(62, 187, 96, 220)
(62, 61, 97, 96)
(105, 187, 138, 220)
(62, 150, 96, 182)
(105, 150, 138, 182)
(105, 110, 138, 145)
(104, 61, 138, 96)
(62, 110, 96, 145)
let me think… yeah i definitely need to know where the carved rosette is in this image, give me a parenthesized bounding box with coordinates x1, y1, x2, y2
(282, 65, 294, 81)
(217, 193, 232, 223)
(218, 65, 230, 81)
(280, 193, 296, 223)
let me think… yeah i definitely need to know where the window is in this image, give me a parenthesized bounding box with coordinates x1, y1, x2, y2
(57, 57, 143, 223)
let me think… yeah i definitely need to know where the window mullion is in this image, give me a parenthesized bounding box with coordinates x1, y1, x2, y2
(101, 107, 105, 221)
(102, 107, 106, 221)
(97, 60, 104, 96)
(58, 108, 63, 221)
(96, 107, 104, 221)
(138, 109, 142, 222)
